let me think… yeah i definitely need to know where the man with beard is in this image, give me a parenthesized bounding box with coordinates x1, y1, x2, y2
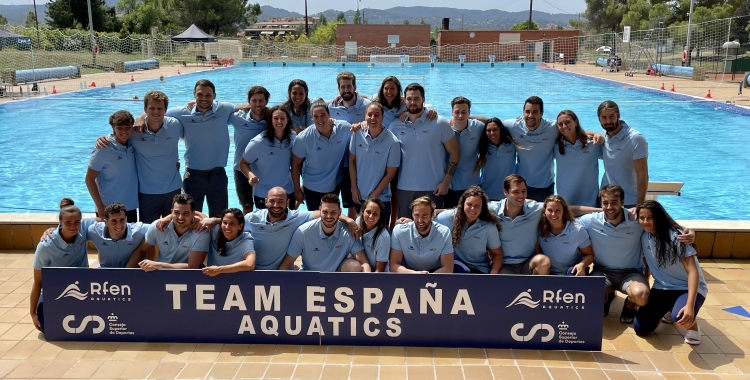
(128, 193, 209, 270)
(389, 83, 460, 218)
(279, 193, 370, 272)
(598, 100, 649, 207)
(390, 196, 454, 273)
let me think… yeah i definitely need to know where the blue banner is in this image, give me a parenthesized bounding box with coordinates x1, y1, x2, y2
(42, 268, 604, 350)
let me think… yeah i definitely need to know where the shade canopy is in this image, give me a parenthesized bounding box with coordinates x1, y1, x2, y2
(171, 24, 218, 42)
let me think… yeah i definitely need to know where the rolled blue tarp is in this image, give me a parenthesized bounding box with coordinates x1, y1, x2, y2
(595, 57, 626, 68)
(123, 59, 159, 72)
(14, 66, 80, 83)
(652, 64, 693, 77)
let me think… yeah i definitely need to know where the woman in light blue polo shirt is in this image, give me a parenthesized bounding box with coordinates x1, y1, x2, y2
(357, 198, 390, 272)
(373, 76, 406, 128)
(475, 118, 519, 201)
(633, 200, 707, 345)
(203, 208, 256, 276)
(554, 110, 602, 207)
(282, 79, 313, 131)
(30, 198, 93, 332)
(536, 195, 594, 276)
(240, 105, 296, 210)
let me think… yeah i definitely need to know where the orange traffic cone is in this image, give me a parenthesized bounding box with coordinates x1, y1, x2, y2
(660, 83, 665, 90)
(177, 69, 181, 75)
(706, 89, 712, 98)
(563, 66, 566, 71)
(670, 84, 675, 92)
(52, 86, 57, 94)
(90, 82, 96, 87)
(130, 75, 134, 82)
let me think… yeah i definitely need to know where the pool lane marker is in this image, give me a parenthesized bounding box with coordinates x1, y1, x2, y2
(724, 306, 750, 318)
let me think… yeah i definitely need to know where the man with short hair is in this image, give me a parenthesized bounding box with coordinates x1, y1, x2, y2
(488, 174, 551, 275)
(86, 110, 139, 222)
(390, 83, 460, 218)
(390, 196, 454, 273)
(166, 79, 236, 217)
(87, 203, 152, 268)
(328, 72, 371, 124)
(128, 193, 208, 270)
(279, 193, 370, 272)
(598, 100, 648, 207)
(446, 96, 484, 208)
(230, 86, 269, 214)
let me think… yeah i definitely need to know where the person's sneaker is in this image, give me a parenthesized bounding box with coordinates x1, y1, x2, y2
(662, 312, 674, 324)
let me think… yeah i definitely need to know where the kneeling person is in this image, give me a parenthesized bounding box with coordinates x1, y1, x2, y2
(390, 196, 454, 273)
(279, 194, 370, 272)
(203, 208, 256, 276)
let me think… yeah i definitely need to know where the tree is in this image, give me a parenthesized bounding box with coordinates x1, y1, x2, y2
(336, 11, 346, 23)
(24, 11, 37, 28)
(0, 13, 8, 25)
(173, 0, 262, 35)
(734, 0, 750, 41)
(420, 17, 426, 24)
(116, 0, 138, 14)
(309, 20, 341, 44)
(403, 19, 410, 25)
(46, 0, 120, 31)
(119, 0, 176, 35)
(384, 20, 391, 25)
(510, 20, 540, 30)
(583, 0, 626, 32)
(319, 13, 327, 25)
(353, 9, 361, 24)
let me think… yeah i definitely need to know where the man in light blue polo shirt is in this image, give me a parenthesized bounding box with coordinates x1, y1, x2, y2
(279, 193, 370, 272)
(390, 83, 460, 218)
(598, 100, 649, 207)
(88, 203, 151, 268)
(129, 193, 209, 270)
(166, 79, 236, 217)
(446, 96, 484, 209)
(488, 174, 551, 275)
(328, 72, 371, 125)
(86, 110, 139, 222)
(230, 86, 269, 214)
(503, 96, 558, 201)
(349, 102, 401, 223)
(132, 90, 183, 223)
(291, 100, 353, 211)
(391, 196, 454, 273)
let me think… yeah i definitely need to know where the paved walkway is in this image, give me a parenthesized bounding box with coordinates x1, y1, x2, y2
(1, 251, 750, 379)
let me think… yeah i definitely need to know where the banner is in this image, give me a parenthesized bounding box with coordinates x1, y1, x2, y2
(42, 268, 604, 350)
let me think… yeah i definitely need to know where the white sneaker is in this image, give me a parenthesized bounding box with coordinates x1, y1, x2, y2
(662, 312, 674, 324)
(684, 326, 701, 345)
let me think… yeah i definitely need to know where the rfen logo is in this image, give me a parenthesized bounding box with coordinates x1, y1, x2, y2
(55, 281, 88, 301)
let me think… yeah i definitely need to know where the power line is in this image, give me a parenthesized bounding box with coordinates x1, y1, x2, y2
(540, 0, 571, 14)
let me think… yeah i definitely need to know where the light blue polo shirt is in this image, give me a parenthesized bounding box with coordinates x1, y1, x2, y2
(244, 209, 314, 270)
(291, 107, 313, 130)
(641, 231, 707, 297)
(554, 139, 602, 207)
(229, 110, 266, 171)
(505, 118, 558, 188)
(391, 114, 454, 191)
(538, 221, 591, 275)
(130, 116, 183, 194)
(602, 122, 648, 205)
(329, 96, 371, 124)
(291, 120, 352, 193)
(87, 221, 148, 268)
(207, 225, 256, 267)
(166, 101, 235, 170)
(358, 217, 391, 269)
(489, 200, 544, 264)
(33, 219, 95, 270)
(382, 103, 407, 128)
(287, 219, 364, 272)
(145, 220, 210, 264)
(242, 131, 296, 197)
(480, 143, 517, 200)
(577, 211, 644, 270)
(435, 209, 501, 273)
(391, 221, 453, 271)
(89, 135, 138, 210)
(349, 128, 401, 202)
(450, 119, 484, 191)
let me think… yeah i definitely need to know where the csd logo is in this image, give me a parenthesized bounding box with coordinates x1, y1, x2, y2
(510, 323, 554, 342)
(63, 315, 105, 334)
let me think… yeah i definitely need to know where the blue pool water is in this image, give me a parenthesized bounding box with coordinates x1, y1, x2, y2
(0, 63, 748, 220)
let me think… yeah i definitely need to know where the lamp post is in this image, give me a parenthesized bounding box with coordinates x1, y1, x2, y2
(304, 0, 309, 36)
(527, 0, 533, 30)
(685, 0, 695, 67)
(87, 0, 97, 66)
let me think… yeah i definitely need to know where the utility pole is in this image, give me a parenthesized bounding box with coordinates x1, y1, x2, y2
(304, 0, 309, 36)
(685, 0, 695, 67)
(528, 0, 533, 30)
(86, 0, 97, 66)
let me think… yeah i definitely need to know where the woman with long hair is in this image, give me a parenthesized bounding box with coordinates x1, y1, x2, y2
(30, 198, 93, 332)
(554, 110, 602, 207)
(633, 200, 707, 345)
(434, 186, 503, 273)
(536, 195, 594, 275)
(282, 79, 313, 132)
(475, 118, 518, 201)
(373, 76, 406, 128)
(357, 198, 390, 272)
(203, 208, 256, 276)
(240, 105, 297, 209)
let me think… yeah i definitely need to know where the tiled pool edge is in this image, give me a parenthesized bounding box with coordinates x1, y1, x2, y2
(1, 213, 748, 260)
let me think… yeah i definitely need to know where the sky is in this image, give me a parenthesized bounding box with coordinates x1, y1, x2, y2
(0, 0, 588, 15)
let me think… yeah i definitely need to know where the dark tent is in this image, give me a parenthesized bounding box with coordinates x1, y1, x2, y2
(171, 24, 218, 42)
(0, 28, 32, 50)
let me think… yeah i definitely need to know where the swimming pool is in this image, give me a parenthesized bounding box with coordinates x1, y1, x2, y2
(0, 63, 747, 220)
